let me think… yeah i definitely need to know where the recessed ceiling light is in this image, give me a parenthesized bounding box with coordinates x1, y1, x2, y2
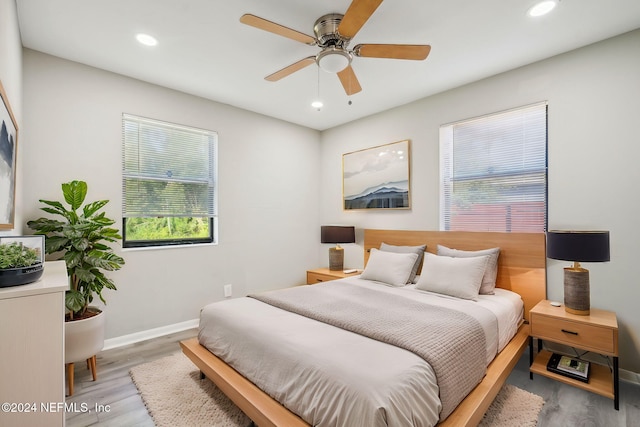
(528, 1, 557, 17)
(136, 33, 158, 46)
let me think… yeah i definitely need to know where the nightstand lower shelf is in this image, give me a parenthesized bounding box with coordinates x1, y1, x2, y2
(530, 349, 615, 400)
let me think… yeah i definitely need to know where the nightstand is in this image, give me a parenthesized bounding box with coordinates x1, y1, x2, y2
(306, 268, 359, 284)
(529, 300, 619, 409)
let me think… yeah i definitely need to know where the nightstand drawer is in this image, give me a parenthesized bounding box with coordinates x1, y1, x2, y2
(530, 314, 615, 354)
(307, 271, 338, 284)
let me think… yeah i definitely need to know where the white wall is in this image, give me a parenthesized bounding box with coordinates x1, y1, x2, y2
(319, 29, 640, 374)
(0, 0, 23, 235)
(21, 50, 321, 339)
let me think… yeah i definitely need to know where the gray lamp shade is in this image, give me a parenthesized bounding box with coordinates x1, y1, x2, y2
(546, 230, 610, 262)
(321, 226, 355, 244)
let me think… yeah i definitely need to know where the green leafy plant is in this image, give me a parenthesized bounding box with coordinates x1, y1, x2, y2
(27, 180, 125, 320)
(0, 242, 40, 269)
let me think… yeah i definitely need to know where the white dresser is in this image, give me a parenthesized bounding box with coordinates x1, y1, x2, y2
(0, 261, 67, 427)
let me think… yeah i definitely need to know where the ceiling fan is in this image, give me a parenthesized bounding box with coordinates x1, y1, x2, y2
(240, 0, 431, 96)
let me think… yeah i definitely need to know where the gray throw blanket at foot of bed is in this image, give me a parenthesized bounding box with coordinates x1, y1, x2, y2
(250, 281, 487, 420)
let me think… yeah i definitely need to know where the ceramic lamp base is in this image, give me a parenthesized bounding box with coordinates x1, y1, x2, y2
(328, 247, 344, 271)
(564, 267, 590, 315)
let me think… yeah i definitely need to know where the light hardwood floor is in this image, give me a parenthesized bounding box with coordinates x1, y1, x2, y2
(65, 329, 197, 427)
(66, 329, 640, 427)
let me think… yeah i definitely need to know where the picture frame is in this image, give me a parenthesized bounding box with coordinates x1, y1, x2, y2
(0, 80, 18, 229)
(343, 139, 411, 210)
(546, 353, 590, 383)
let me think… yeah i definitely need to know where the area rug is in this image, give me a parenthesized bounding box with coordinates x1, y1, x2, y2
(478, 383, 544, 427)
(130, 352, 544, 427)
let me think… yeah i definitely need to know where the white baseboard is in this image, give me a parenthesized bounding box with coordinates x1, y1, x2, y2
(103, 318, 198, 351)
(621, 368, 640, 385)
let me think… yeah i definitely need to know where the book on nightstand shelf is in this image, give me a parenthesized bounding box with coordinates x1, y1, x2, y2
(547, 353, 590, 383)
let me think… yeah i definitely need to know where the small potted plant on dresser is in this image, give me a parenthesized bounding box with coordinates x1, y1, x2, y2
(0, 235, 45, 287)
(27, 180, 125, 395)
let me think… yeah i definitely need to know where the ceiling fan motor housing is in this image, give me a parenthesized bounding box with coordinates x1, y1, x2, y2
(314, 13, 348, 48)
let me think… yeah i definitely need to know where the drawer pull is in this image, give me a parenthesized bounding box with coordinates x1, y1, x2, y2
(316, 279, 324, 282)
(561, 329, 578, 335)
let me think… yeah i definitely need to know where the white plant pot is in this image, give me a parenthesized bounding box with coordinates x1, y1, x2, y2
(65, 309, 105, 364)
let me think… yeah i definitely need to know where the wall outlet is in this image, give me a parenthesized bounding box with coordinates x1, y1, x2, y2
(224, 284, 232, 298)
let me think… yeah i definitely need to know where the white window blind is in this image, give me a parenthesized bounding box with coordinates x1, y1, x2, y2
(440, 102, 547, 232)
(122, 114, 217, 219)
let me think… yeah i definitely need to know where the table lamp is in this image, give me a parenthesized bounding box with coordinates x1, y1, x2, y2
(321, 226, 355, 271)
(546, 230, 610, 315)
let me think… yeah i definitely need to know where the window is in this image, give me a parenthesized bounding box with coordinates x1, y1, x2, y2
(440, 102, 547, 232)
(122, 114, 217, 248)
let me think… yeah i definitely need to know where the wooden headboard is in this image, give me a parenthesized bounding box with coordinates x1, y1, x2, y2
(363, 229, 547, 318)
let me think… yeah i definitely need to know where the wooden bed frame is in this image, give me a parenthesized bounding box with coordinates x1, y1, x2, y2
(181, 229, 546, 427)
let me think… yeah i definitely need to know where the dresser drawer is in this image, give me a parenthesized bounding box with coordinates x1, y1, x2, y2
(530, 313, 616, 354)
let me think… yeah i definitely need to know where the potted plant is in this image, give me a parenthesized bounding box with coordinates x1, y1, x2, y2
(27, 180, 125, 394)
(0, 235, 45, 287)
(27, 180, 125, 321)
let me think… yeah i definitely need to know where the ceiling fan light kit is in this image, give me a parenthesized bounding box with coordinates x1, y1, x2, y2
(317, 48, 352, 73)
(240, 0, 430, 97)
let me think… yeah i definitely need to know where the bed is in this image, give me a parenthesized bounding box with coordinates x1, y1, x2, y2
(181, 229, 546, 426)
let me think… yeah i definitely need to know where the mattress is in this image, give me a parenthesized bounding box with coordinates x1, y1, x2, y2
(198, 277, 523, 427)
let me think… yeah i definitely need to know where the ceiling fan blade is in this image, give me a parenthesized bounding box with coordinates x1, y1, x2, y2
(240, 14, 316, 45)
(337, 65, 362, 95)
(265, 56, 316, 82)
(354, 44, 431, 60)
(337, 0, 384, 39)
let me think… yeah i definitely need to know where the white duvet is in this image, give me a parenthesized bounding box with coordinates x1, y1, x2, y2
(198, 277, 523, 427)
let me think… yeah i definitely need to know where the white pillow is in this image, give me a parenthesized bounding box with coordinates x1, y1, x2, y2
(379, 242, 426, 284)
(360, 248, 419, 287)
(415, 252, 489, 300)
(437, 245, 500, 295)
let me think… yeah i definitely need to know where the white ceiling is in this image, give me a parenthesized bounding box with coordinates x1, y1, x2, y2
(16, 0, 640, 131)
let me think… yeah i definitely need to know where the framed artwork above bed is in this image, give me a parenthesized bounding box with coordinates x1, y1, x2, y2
(342, 139, 410, 210)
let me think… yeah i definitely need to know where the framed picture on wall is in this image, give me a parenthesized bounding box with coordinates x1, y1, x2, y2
(0, 80, 18, 229)
(343, 139, 411, 210)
